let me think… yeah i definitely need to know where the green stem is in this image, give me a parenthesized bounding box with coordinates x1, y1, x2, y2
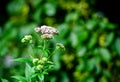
(48, 48, 57, 59)
(29, 44, 35, 59)
(43, 40, 46, 50)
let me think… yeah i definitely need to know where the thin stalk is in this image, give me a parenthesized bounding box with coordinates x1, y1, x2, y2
(43, 40, 46, 50)
(29, 44, 35, 59)
(48, 48, 57, 59)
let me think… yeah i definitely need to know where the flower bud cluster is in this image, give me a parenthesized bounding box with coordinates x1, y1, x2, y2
(21, 35, 32, 43)
(56, 43, 65, 50)
(32, 57, 53, 71)
(35, 25, 59, 39)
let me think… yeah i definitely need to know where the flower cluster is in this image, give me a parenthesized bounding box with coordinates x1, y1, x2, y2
(56, 43, 65, 50)
(19, 25, 64, 82)
(35, 25, 59, 39)
(21, 35, 32, 43)
(32, 57, 54, 71)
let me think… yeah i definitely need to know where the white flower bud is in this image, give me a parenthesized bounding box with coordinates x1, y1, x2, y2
(36, 65, 43, 70)
(56, 43, 65, 51)
(42, 57, 47, 62)
(21, 35, 32, 43)
(38, 60, 44, 64)
(24, 35, 32, 40)
(33, 58, 39, 64)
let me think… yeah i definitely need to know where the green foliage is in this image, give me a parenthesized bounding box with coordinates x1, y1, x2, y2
(1, 79, 9, 82)
(0, 0, 119, 82)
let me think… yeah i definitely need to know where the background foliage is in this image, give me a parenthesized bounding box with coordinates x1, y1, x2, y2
(0, 0, 120, 82)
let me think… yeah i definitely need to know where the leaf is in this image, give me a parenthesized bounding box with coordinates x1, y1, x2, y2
(107, 23, 116, 29)
(31, 74, 38, 79)
(31, 0, 42, 7)
(37, 45, 43, 50)
(86, 58, 96, 72)
(43, 71, 48, 75)
(103, 70, 111, 77)
(38, 74, 44, 81)
(70, 32, 78, 48)
(25, 63, 34, 82)
(105, 32, 114, 46)
(99, 48, 111, 63)
(86, 19, 96, 30)
(44, 2, 56, 16)
(1, 79, 9, 82)
(82, 76, 95, 82)
(11, 76, 26, 82)
(13, 58, 31, 63)
(115, 38, 120, 55)
(43, 50, 48, 57)
(57, 23, 69, 39)
(88, 33, 97, 49)
(33, 8, 42, 21)
(77, 46, 87, 57)
(77, 29, 88, 43)
(86, 77, 95, 82)
(65, 12, 79, 22)
(61, 72, 69, 82)
(99, 76, 107, 82)
(99, 18, 108, 29)
(53, 52, 61, 70)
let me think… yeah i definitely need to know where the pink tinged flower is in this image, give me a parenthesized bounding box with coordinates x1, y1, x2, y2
(40, 25, 47, 34)
(41, 34, 53, 39)
(41, 25, 59, 34)
(45, 29, 49, 33)
(35, 25, 59, 38)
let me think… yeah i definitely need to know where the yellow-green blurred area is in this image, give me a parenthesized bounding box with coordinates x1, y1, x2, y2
(0, 0, 120, 82)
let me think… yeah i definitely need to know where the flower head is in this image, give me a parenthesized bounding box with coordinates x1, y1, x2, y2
(35, 25, 59, 35)
(33, 58, 39, 64)
(35, 25, 59, 39)
(21, 35, 32, 43)
(56, 43, 65, 50)
(36, 65, 43, 70)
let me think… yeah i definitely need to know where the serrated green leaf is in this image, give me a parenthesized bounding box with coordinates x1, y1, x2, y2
(25, 63, 34, 82)
(11, 76, 26, 82)
(31, 74, 38, 79)
(13, 58, 31, 63)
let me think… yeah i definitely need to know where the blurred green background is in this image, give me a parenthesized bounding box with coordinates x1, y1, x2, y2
(0, 0, 120, 82)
